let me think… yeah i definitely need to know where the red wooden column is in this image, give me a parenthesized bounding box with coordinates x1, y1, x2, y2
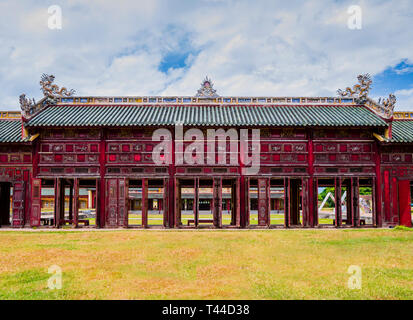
(257, 178, 269, 226)
(95, 178, 101, 228)
(175, 178, 181, 227)
(99, 129, 106, 228)
(23, 171, 31, 227)
(245, 177, 250, 227)
(391, 176, 399, 225)
(372, 177, 377, 227)
(118, 178, 128, 228)
(230, 180, 236, 225)
(235, 177, 241, 227)
(383, 170, 391, 224)
(313, 178, 318, 227)
(73, 178, 79, 228)
(54, 178, 63, 228)
(68, 184, 73, 222)
(163, 178, 169, 228)
(30, 178, 42, 227)
(194, 178, 199, 227)
(213, 177, 222, 228)
(105, 178, 118, 228)
(352, 177, 360, 227)
(12, 179, 26, 228)
(334, 178, 342, 227)
(307, 129, 315, 227)
(398, 180, 412, 227)
(374, 143, 382, 227)
(301, 177, 309, 227)
(142, 178, 148, 228)
(240, 175, 247, 227)
(284, 177, 289, 227)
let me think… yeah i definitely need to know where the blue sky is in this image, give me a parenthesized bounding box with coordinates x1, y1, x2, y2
(0, 0, 413, 110)
(371, 61, 413, 103)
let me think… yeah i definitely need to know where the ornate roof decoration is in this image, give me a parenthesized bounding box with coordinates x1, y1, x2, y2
(338, 74, 396, 118)
(19, 74, 75, 119)
(337, 74, 372, 103)
(195, 76, 219, 97)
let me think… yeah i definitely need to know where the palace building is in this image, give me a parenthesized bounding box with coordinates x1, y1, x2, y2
(0, 75, 412, 229)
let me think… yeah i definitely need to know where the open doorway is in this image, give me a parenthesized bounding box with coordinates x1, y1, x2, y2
(78, 179, 97, 227)
(175, 178, 197, 227)
(317, 178, 336, 226)
(270, 179, 285, 226)
(0, 182, 12, 226)
(288, 179, 303, 227)
(147, 179, 165, 227)
(128, 179, 166, 228)
(40, 179, 55, 227)
(221, 178, 239, 227)
(358, 178, 374, 227)
(248, 179, 258, 226)
(198, 179, 214, 227)
(128, 179, 142, 227)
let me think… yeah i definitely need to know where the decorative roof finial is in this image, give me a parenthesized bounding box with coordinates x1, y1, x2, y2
(19, 74, 76, 119)
(196, 76, 219, 97)
(337, 73, 372, 103)
(337, 74, 396, 118)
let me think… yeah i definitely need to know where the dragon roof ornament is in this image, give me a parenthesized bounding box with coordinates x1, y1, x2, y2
(195, 76, 219, 98)
(338, 74, 396, 118)
(19, 74, 75, 119)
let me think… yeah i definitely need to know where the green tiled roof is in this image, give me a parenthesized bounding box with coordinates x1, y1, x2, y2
(390, 120, 413, 143)
(26, 105, 387, 127)
(0, 120, 24, 143)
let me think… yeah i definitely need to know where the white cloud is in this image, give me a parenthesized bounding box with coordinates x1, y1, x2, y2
(0, 0, 413, 110)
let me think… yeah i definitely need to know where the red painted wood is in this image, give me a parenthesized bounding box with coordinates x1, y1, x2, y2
(383, 169, 391, 224)
(284, 177, 289, 227)
(73, 178, 79, 228)
(30, 178, 41, 226)
(106, 178, 118, 228)
(213, 177, 222, 228)
(163, 178, 169, 228)
(99, 131, 106, 228)
(392, 176, 399, 224)
(374, 143, 382, 227)
(313, 178, 318, 226)
(194, 178, 199, 227)
(335, 178, 342, 227)
(398, 180, 412, 227)
(352, 178, 360, 227)
(302, 177, 309, 227)
(175, 178, 181, 227)
(142, 178, 148, 228)
(235, 177, 241, 227)
(54, 178, 62, 228)
(119, 178, 128, 228)
(11, 181, 26, 227)
(257, 178, 269, 226)
(245, 177, 250, 227)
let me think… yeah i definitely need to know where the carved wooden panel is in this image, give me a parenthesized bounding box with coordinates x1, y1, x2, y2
(118, 179, 128, 228)
(106, 179, 118, 227)
(163, 178, 169, 228)
(30, 179, 41, 227)
(213, 178, 222, 228)
(314, 142, 374, 164)
(257, 178, 269, 226)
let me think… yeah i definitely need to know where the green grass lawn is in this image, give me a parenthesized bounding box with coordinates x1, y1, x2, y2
(0, 228, 412, 300)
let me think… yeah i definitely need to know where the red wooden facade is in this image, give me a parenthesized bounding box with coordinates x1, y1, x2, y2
(1, 104, 412, 229)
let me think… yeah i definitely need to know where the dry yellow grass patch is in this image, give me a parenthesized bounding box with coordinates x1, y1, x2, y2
(0, 228, 412, 299)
